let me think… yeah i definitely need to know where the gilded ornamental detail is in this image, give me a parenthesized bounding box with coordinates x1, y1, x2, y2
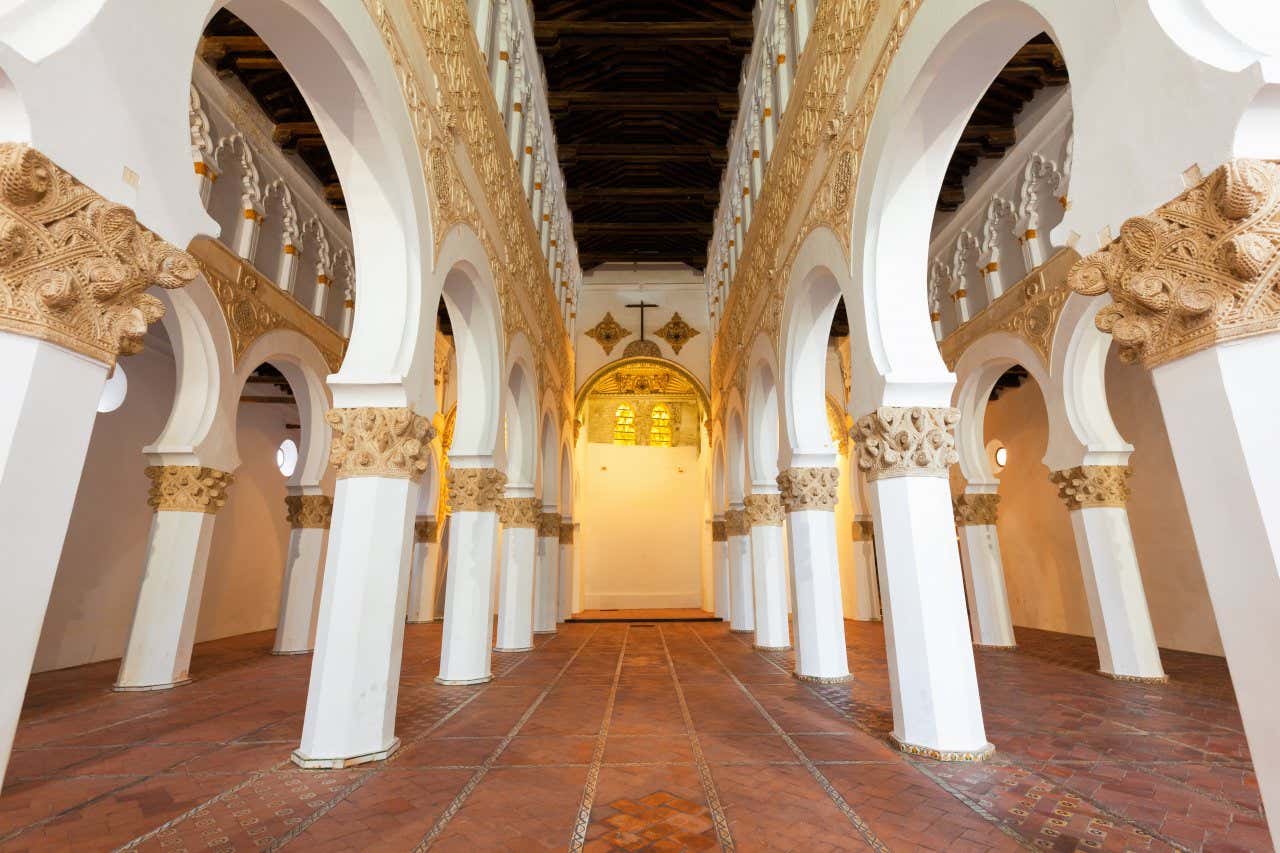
(1049, 466, 1131, 510)
(327, 407, 436, 481)
(952, 493, 1000, 527)
(285, 494, 333, 529)
(777, 467, 840, 512)
(146, 465, 234, 514)
(448, 468, 508, 512)
(499, 497, 542, 528)
(854, 407, 960, 481)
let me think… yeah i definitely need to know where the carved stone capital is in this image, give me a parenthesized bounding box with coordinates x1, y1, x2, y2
(851, 520, 874, 542)
(1069, 159, 1280, 368)
(537, 511, 561, 537)
(854, 406, 960, 481)
(559, 522, 574, 545)
(777, 467, 840, 512)
(146, 466, 233, 514)
(1049, 466, 1131, 510)
(953, 493, 1000, 527)
(711, 520, 727, 542)
(0, 145, 198, 367)
(448, 468, 507, 512)
(498, 497, 542, 527)
(744, 493, 786, 526)
(285, 494, 332, 529)
(414, 516, 438, 543)
(327, 407, 436, 481)
(723, 508, 749, 537)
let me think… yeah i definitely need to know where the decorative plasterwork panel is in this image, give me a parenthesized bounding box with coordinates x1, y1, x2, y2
(585, 311, 631, 355)
(939, 248, 1076, 370)
(653, 312, 701, 354)
(190, 236, 346, 373)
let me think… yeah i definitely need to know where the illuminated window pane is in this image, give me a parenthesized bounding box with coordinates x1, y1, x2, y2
(649, 403, 672, 447)
(613, 403, 636, 445)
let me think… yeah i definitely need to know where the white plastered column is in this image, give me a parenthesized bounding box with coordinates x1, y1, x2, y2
(272, 492, 333, 654)
(744, 493, 791, 650)
(437, 467, 506, 684)
(1048, 467, 1165, 680)
(116, 465, 234, 690)
(293, 409, 434, 769)
(407, 516, 442, 623)
(856, 407, 992, 760)
(711, 517, 731, 620)
(952, 490, 1016, 648)
(724, 507, 754, 633)
(494, 495, 539, 651)
(778, 466, 849, 681)
(557, 519, 573, 621)
(849, 518, 882, 621)
(534, 511, 560, 634)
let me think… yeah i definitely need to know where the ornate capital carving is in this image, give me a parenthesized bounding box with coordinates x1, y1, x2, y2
(1049, 466, 1131, 510)
(499, 497, 542, 527)
(854, 407, 960, 481)
(0, 144, 197, 366)
(537, 511, 561, 537)
(953, 493, 1000, 527)
(777, 467, 840, 512)
(559, 522, 574, 545)
(414, 517, 438, 543)
(285, 494, 332, 529)
(448, 468, 507, 512)
(723, 508, 749, 537)
(744, 493, 786, 526)
(326, 407, 436, 481)
(711, 520, 727, 542)
(851, 520, 875, 542)
(1069, 159, 1280, 368)
(146, 466, 233, 514)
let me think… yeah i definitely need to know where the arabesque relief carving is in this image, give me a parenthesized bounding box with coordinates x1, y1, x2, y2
(559, 522, 574, 545)
(0, 144, 197, 367)
(285, 494, 333, 529)
(854, 406, 960, 481)
(653, 312, 701, 354)
(327, 407, 436, 481)
(538, 512, 561, 537)
(415, 517, 439, 543)
(498, 497, 541, 528)
(146, 465, 234, 514)
(723, 508, 750, 537)
(1048, 465, 1131, 510)
(952, 493, 1000, 527)
(777, 467, 840, 512)
(1069, 159, 1280, 368)
(447, 468, 507, 512)
(744, 493, 786, 526)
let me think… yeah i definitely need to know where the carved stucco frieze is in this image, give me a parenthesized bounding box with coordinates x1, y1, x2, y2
(285, 494, 333, 529)
(146, 465, 234, 514)
(854, 407, 960, 481)
(744, 493, 786, 526)
(559, 522, 575, 545)
(952, 493, 1000, 527)
(327, 407, 436, 481)
(537, 511, 561, 537)
(1048, 465, 1131, 510)
(777, 467, 840, 512)
(723, 508, 750, 537)
(498, 497, 541, 527)
(447, 468, 507, 512)
(1070, 159, 1280, 368)
(0, 144, 197, 367)
(414, 516, 439, 543)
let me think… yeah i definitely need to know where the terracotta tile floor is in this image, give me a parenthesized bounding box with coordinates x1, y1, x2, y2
(569, 609, 720, 622)
(0, 620, 1267, 851)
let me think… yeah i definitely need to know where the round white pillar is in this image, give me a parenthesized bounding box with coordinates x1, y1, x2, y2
(406, 516, 442, 623)
(273, 493, 333, 654)
(724, 508, 754, 633)
(952, 492, 1016, 648)
(557, 519, 573, 622)
(534, 512, 560, 634)
(494, 496, 539, 651)
(711, 517, 731, 620)
(744, 493, 791, 650)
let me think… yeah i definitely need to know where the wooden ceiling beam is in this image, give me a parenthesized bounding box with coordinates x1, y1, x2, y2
(575, 222, 713, 235)
(547, 91, 738, 113)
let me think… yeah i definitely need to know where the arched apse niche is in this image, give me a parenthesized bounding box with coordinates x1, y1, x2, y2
(437, 226, 504, 466)
(197, 0, 435, 408)
(846, 0, 1062, 412)
(746, 337, 783, 489)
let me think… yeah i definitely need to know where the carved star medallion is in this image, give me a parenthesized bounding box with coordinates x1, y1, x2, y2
(585, 311, 631, 355)
(654, 312, 701, 354)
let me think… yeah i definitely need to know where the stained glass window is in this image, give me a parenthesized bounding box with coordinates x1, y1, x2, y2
(613, 403, 636, 445)
(649, 403, 672, 447)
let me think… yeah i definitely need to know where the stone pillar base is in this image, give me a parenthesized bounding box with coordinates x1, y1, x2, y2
(270, 649, 312, 656)
(890, 734, 994, 763)
(291, 737, 400, 769)
(434, 674, 493, 686)
(792, 671, 853, 685)
(112, 678, 192, 693)
(1099, 670, 1169, 684)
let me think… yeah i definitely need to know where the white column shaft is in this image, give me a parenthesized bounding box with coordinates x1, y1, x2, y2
(727, 534, 754, 632)
(438, 510, 500, 684)
(956, 524, 1016, 647)
(784, 510, 848, 679)
(534, 534, 559, 633)
(495, 526, 536, 650)
(712, 539, 731, 620)
(276, 248, 298, 294)
(406, 538, 441, 623)
(311, 279, 330, 317)
(557, 541, 572, 622)
(850, 537, 882, 621)
(295, 477, 417, 767)
(749, 525, 791, 649)
(273, 526, 327, 653)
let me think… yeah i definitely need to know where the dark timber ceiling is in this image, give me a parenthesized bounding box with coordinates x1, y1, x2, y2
(937, 33, 1068, 214)
(534, 0, 754, 271)
(199, 10, 346, 210)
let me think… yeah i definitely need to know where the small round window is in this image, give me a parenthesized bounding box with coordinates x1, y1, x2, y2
(987, 439, 1008, 473)
(276, 438, 299, 477)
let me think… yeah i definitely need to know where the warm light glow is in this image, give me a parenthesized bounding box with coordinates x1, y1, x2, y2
(276, 438, 299, 476)
(649, 403, 672, 447)
(612, 403, 636, 445)
(994, 445, 1008, 468)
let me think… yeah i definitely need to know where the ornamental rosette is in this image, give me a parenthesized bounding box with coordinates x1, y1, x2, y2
(0, 144, 197, 367)
(854, 406, 960, 481)
(146, 466, 234, 514)
(447, 468, 507, 512)
(952, 493, 999, 527)
(326, 407, 435, 480)
(285, 494, 333, 529)
(777, 467, 840, 512)
(1048, 466, 1131, 510)
(743, 493, 786, 526)
(1068, 159, 1280, 368)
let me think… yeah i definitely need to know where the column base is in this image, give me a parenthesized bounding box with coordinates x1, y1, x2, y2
(890, 734, 994, 762)
(729, 628, 754, 635)
(973, 642, 1017, 651)
(271, 649, 313, 656)
(792, 671, 852, 684)
(494, 645, 533, 652)
(754, 643, 792, 651)
(533, 629, 557, 636)
(291, 737, 400, 769)
(406, 618, 437, 624)
(1099, 669, 1168, 684)
(113, 678, 192, 692)
(434, 673, 492, 686)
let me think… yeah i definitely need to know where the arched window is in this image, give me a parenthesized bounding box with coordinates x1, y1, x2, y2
(649, 403, 672, 447)
(613, 403, 636, 445)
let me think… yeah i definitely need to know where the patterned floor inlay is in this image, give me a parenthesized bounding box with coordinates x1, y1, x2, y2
(1, 620, 1267, 851)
